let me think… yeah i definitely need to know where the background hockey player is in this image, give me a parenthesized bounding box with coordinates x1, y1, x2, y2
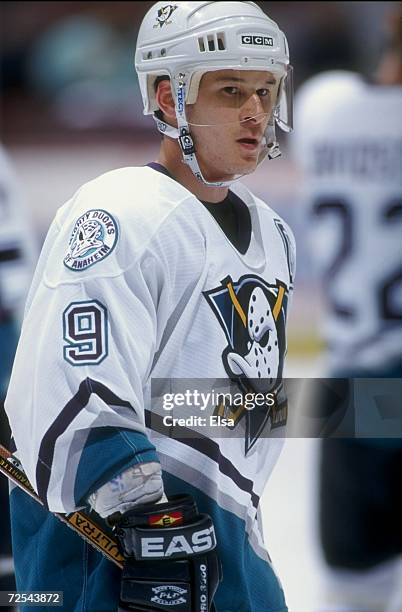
(293, 6, 402, 611)
(5, 2, 295, 611)
(0, 144, 37, 608)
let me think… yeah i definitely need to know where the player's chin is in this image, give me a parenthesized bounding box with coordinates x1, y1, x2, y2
(235, 148, 261, 169)
(233, 156, 259, 175)
(208, 161, 256, 182)
(202, 154, 258, 181)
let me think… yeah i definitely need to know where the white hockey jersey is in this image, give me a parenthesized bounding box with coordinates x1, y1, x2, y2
(5, 165, 295, 611)
(293, 72, 402, 374)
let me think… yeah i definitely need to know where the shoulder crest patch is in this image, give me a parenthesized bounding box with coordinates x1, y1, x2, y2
(64, 209, 118, 271)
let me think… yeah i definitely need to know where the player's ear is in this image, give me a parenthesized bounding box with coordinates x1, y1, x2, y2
(155, 80, 177, 125)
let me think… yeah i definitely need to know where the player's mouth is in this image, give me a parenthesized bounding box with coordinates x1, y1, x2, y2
(237, 137, 260, 152)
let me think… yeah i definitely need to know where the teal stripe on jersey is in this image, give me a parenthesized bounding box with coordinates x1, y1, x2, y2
(9, 486, 121, 611)
(10, 426, 158, 611)
(74, 427, 159, 506)
(9, 443, 287, 611)
(162, 472, 288, 612)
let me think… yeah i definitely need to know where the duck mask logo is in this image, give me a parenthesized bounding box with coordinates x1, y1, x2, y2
(204, 275, 289, 453)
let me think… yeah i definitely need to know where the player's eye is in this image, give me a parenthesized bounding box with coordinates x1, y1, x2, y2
(223, 86, 240, 95)
(257, 88, 269, 97)
(259, 330, 270, 348)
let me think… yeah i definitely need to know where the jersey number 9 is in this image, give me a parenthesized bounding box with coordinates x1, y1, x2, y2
(63, 300, 108, 365)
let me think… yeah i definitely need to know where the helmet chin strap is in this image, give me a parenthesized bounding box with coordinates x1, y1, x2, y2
(153, 114, 240, 188)
(153, 71, 282, 187)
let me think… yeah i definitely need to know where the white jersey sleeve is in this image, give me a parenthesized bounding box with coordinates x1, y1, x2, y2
(5, 167, 205, 512)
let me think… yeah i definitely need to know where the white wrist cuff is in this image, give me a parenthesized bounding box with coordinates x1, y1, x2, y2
(87, 461, 165, 518)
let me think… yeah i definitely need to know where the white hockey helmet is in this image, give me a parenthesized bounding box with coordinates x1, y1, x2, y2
(135, 1, 293, 186)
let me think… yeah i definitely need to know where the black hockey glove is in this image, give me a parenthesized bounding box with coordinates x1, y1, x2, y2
(114, 494, 222, 612)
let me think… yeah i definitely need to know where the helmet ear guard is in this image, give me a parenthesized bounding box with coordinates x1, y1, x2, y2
(136, 1, 293, 186)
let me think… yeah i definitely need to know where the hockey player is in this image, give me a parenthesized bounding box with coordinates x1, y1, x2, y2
(0, 144, 37, 608)
(5, 3, 295, 611)
(293, 7, 402, 611)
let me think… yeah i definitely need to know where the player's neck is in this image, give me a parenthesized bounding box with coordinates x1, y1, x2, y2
(156, 138, 229, 204)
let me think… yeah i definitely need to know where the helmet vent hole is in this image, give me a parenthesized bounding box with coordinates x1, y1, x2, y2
(198, 32, 226, 53)
(217, 32, 226, 50)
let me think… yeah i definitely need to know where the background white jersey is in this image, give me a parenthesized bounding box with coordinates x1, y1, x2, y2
(5, 165, 295, 611)
(293, 71, 402, 374)
(0, 145, 37, 332)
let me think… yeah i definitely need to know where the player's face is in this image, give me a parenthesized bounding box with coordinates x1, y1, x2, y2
(185, 69, 278, 182)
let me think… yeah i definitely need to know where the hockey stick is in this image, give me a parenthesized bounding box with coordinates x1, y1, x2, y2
(0, 445, 124, 569)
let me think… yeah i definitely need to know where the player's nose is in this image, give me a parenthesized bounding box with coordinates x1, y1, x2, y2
(239, 93, 268, 126)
